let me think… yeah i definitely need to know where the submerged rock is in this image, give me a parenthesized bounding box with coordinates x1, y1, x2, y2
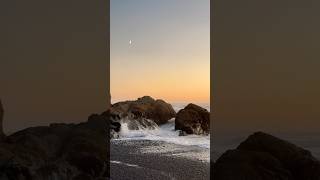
(213, 132, 320, 180)
(175, 103, 210, 135)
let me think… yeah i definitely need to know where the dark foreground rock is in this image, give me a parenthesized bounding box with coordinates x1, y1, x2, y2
(0, 100, 4, 139)
(111, 96, 176, 125)
(213, 132, 320, 180)
(175, 103, 210, 135)
(0, 102, 109, 180)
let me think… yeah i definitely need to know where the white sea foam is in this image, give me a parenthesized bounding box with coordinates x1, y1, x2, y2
(117, 118, 210, 149)
(110, 160, 141, 168)
(113, 103, 210, 162)
(116, 103, 210, 149)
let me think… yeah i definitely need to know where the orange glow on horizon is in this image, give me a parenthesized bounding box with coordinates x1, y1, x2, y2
(111, 57, 210, 104)
(111, 0, 209, 104)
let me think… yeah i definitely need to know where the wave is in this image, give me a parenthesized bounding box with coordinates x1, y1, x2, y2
(116, 118, 210, 149)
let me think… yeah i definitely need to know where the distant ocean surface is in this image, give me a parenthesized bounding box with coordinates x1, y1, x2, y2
(170, 102, 210, 112)
(114, 103, 210, 149)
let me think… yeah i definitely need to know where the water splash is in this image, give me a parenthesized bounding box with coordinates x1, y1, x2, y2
(117, 118, 210, 149)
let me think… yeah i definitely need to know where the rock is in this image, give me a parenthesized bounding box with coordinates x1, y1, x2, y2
(105, 110, 121, 139)
(0, 100, 108, 179)
(109, 115, 121, 132)
(149, 99, 176, 124)
(110, 129, 119, 139)
(213, 132, 320, 180)
(110, 121, 121, 132)
(178, 130, 188, 136)
(213, 149, 292, 180)
(238, 132, 320, 180)
(124, 118, 158, 131)
(175, 103, 210, 135)
(0, 99, 5, 139)
(111, 96, 176, 125)
(108, 96, 175, 139)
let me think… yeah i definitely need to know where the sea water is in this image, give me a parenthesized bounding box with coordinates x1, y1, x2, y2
(117, 118, 210, 149)
(115, 103, 210, 150)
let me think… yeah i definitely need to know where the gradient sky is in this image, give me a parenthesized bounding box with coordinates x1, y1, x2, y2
(110, 0, 210, 104)
(0, 0, 108, 133)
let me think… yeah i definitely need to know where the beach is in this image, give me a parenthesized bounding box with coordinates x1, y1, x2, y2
(110, 140, 210, 180)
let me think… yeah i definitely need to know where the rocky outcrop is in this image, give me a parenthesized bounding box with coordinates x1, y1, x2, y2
(213, 132, 320, 180)
(105, 111, 121, 139)
(175, 103, 210, 135)
(0, 101, 109, 180)
(111, 96, 176, 125)
(108, 109, 159, 139)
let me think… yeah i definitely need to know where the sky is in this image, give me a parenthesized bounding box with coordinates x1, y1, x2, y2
(110, 0, 210, 104)
(3, 0, 319, 144)
(0, 0, 108, 133)
(213, 0, 320, 135)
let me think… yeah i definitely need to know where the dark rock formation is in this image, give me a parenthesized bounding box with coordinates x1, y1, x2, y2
(106, 111, 121, 139)
(0, 101, 109, 180)
(213, 132, 320, 180)
(0, 99, 4, 139)
(175, 103, 210, 135)
(111, 96, 176, 125)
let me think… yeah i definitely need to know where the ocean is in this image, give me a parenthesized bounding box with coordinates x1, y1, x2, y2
(112, 103, 211, 161)
(114, 103, 210, 149)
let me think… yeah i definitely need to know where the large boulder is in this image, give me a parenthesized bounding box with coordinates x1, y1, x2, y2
(0, 104, 108, 180)
(111, 96, 176, 125)
(213, 132, 320, 180)
(175, 103, 210, 135)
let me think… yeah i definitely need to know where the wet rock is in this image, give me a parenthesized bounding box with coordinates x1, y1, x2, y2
(178, 130, 188, 136)
(175, 103, 210, 135)
(111, 96, 176, 125)
(106, 110, 121, 139)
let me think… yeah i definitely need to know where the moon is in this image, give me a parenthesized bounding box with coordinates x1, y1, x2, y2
(129, 40, 132, 45)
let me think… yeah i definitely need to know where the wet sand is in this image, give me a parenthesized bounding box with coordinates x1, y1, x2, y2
(110, 140, 210, 180)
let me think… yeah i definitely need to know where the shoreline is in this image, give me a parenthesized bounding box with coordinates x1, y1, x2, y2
(110, 139, 210, 180)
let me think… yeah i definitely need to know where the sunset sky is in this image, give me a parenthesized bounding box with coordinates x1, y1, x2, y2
(110, 0, 210, 104)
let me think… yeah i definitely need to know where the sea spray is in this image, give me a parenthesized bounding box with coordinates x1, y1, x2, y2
(116, 118, 210, 149)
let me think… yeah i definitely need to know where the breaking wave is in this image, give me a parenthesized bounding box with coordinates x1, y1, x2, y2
(116, 118, 210, 149)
